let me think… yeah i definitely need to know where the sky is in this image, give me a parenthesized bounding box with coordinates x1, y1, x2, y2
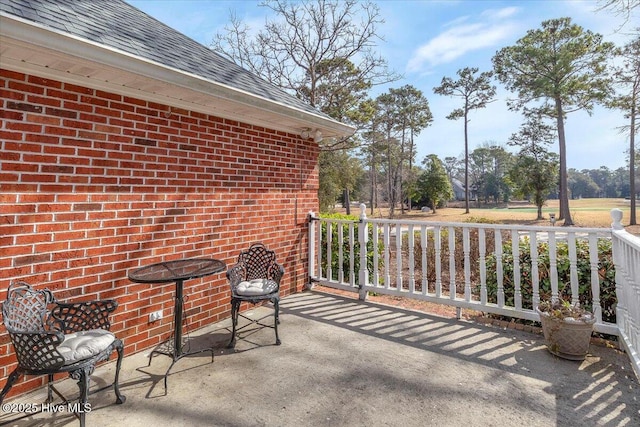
(126, 0, 638, 171)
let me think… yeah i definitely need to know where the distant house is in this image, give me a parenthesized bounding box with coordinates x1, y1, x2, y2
(0, 0, 354, 398)
(451, 178, 478, 202)
(451, 178, 466, 201)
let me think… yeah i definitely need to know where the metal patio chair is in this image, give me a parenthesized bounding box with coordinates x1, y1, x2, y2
(0, 281, 125, 427)
(226, 243, 284, 348)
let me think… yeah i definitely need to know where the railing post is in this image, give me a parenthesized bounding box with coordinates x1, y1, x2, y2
(358, 203, 369, 301)
(307, 211, 316, 290)
(611, 208, 624, 230)
(611, 208, 628, 346)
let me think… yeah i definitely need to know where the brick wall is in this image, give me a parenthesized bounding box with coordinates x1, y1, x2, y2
(0, 69, 319, 397)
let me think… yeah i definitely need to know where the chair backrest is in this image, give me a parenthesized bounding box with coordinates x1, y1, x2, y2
(2, 281, 66, 372)
(2, 281, 53, 334)
(237, 243, 278, 281)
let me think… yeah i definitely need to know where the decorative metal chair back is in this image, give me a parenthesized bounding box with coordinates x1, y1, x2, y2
(2, 282, 65, 372)
(3, 281, 53, 333)
(235, 243, 280, 283)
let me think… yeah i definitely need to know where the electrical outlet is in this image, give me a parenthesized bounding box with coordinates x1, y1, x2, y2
(149, 310, 162, 322)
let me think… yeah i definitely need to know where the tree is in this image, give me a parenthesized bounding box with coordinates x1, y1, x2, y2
(211, 0, 399, 212)
(493, 17, 615, 226)
(587, 166, 614, 197)
(568, 169, 601, 199)
(608, 34, 640, 225)
(307, 59, 373, 213)
(389, 85, 433, 213)
(417, 154, 454, 213)
(369, 86, 431, 218)
(508, 112, 559, 219)
(469, 144, 512, 205)
(443, 156, 463, 181)
(433, 67, 496, 214)
(598, 0, 640, 26)
(373, 92, 405, 218)
(360, 105, 386, 215)
(212, 0, 397, 143)
(318, 150, 364, 212)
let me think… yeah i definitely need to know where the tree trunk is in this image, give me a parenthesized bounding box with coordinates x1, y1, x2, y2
(344, 189, 351, 215)
(369, 161, 375, 216)
(555, 97, 573, 226)
(464, 114, 470, 214)
(630, 103, 637, 225)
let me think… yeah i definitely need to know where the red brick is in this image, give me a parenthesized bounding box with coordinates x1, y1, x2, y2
(0, 70, 315, 398)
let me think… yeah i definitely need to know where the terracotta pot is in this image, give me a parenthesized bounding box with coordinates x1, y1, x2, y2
(536, 307, 596, 361)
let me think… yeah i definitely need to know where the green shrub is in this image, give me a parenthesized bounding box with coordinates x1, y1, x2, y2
(483, 238, 616, 323)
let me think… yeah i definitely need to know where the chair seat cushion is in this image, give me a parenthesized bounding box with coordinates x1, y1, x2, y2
(235, 278, 278, 296)
(58, 329, 116, 364)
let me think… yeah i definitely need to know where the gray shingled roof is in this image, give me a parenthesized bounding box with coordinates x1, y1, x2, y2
(0, 0, 327, 118)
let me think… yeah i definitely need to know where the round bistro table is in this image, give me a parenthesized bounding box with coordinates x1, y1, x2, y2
(128, 258, 226, 390)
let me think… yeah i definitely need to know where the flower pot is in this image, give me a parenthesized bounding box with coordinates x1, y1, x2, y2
(536, 307, 596, 361)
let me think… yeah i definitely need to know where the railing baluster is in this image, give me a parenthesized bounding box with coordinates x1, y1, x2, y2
(530, 231, 540, 309)
(435, 226, 442, 298)
(496, 229, 504, 307)
(549, 231, 558, 302)
(349, 222, 355, 286)
(463, 227, 471, 302)
(421, 225, 428, 296)
(372, 223, 380, 287)
(326, 222, 333, 281)
(449, 226, 456, 300)
(408, 224, 415, 294)
(338, 222, 344, 284)
(588, 234, 602, 322)
(512, 229, 522, 310)
(568, 231, 579, 305)
(384, 223, 390, 290)
(396, 223, 403, 290)
(479, 228, 487, 305)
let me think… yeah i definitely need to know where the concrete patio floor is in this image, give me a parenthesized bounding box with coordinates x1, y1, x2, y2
(1, 289, 639, 427)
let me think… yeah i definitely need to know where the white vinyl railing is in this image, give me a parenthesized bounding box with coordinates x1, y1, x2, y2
(308, 206, 640, 379)
(611, 209, 640, 379)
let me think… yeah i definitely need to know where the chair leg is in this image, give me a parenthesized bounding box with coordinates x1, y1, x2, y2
(113, 340, 126, 404)
(0, 368, 22, 404)
(273, 298, 281, 346)
(227, 300, 239, 348)
(46, 373, 55, 403)
(76, 368, 91, 427)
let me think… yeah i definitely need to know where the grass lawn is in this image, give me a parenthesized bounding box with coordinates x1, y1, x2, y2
(338, 198, 640, 235)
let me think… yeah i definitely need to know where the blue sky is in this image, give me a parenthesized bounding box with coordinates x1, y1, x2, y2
(127, 0, 637, 171)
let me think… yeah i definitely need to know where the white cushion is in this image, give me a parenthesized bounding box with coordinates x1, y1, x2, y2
(58, 329, 116, 364)
(235, 278, 278, 296)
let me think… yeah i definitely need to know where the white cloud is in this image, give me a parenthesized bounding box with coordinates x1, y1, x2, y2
(406, 7, 520, 72)
(481, 6, 519, 20)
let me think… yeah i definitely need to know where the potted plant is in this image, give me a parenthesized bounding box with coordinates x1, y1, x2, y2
(535, 299, 596, 361)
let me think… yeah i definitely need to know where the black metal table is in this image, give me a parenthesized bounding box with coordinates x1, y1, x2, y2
(128, 258, 226, 389)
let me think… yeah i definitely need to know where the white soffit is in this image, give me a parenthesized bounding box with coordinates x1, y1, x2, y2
(0, 14, 355, 139)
